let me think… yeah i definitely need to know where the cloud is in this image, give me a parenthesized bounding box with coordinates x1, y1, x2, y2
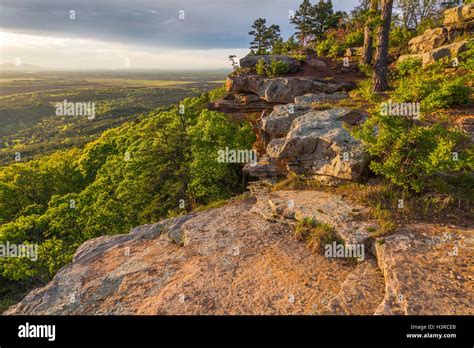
(0, 30, 249, 69)
(0, 0, 360, 50)
(0, 0, 361, 69)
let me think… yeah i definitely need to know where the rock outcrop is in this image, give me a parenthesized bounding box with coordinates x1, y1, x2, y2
(6, 191, 472, 315)
(246, 93, 369, 183)
(5, 192, 383, 315)
(209, 93, 278, 115)
(399, 4, 473, 66)
(444, 3, 474, 29)
(225, 75, 355, 104)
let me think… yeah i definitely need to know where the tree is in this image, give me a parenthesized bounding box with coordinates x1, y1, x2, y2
(249, 19, 281, 55)
(290, 0, 315, 45)
(249, 18, 270, 55)
(267, 24, 282, 53)
(291, 0, 344, 44)
(362, 0, 379, 65)
(312, 0, 342, 39)
(395, 0, 442, 30)
(373, 0, 394, 92)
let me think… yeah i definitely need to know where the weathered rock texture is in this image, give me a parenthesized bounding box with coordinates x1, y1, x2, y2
(6, 191, 472, 315)
(246, 93, 369, 183)
(6, 192, 382, 315)
(400, 4, 473, 66)
(374, 223, 474, 315)
(225, 75, 355, 104)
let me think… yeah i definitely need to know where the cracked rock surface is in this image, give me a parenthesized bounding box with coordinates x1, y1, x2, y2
(5, 192, 472, 315)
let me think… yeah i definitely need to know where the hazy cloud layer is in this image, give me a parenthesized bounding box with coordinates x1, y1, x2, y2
(0, 0, 359, 49)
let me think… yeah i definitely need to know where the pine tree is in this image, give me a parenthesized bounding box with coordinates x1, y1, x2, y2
(362, 0, 379, 65)
(267, 24, 282, 53)
(312, 0, 339, 39)
(249, 18, 270, 55)
(291, 0, 343, 44)
(290, 0, 315, 45)
(373, 0, 394, 92)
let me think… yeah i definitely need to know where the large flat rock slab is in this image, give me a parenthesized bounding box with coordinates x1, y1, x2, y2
(320, 258, 385, 315)
(250, 190, 376, 247)
(374, 223, 474, 315)
(6, 196, 383, 315)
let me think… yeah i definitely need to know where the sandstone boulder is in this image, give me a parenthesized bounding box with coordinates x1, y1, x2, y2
(444, 4, 474, 28)
(226, 75, 355, 104)
(261, 104, 311, 138)
(251, 190, 377, 247)
(273, 108, 370, 182)
(421, 40, 469, 65)
(239, 54, 301, 73)
(294, 92, 349, 106)
(305, 58, 327, 69)
(243, 155, 287, 178)
(209, 93, 276, 114)
(408, 27, 448, 54)
(399, 40, 469, 66)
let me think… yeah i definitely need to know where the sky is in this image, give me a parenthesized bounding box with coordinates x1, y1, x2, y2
(0, 0, 361, 70)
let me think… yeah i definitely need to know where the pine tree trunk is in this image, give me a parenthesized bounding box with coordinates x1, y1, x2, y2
(362, 26, 373, 65)
(373, 0, 393, 92)
(362, 0, 378, 65)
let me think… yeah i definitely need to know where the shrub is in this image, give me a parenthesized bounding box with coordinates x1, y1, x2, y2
(294, 217, 343, 254)
(352, 112, 472, 192)
(345, 30, 364, 47)
(328, 42, 346, 58)
(394, 67, 471, 112)
(255, 58, 290, 77)
(267, 59, 290, 77)
(459, 40, 474, 73)
(389, 26, 415, 49)
(315, 37, 335, 56)
(255, 58, 267, 76)
(351, 78, 383, 103)
(422, 77, 471, 111)
(272, 36, 300, 55)
(290, 53, 307, 62)
(393, 56, 472, 113)
(396, 57, 422, 78)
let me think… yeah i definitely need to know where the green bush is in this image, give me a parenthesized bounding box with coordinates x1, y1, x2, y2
(328, 42, 346, 58)
(316, 36, 346, 58)
(272, 36, 300, 55)
(459, 40, 474, 73)
(393, 57, 472, 113)
(290, 53, 307, 62)
(255, 58, 290, 77)
(255, 58, 267, 76)
(396, 57, 422, 78)
(352, 112, 472, 192)
(267, 59, 290, 77)
(316, 37, 335, 56)
(389, 26, 415, 49)
(422, 77, 471, 111)
(345, 31, 364, 47)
